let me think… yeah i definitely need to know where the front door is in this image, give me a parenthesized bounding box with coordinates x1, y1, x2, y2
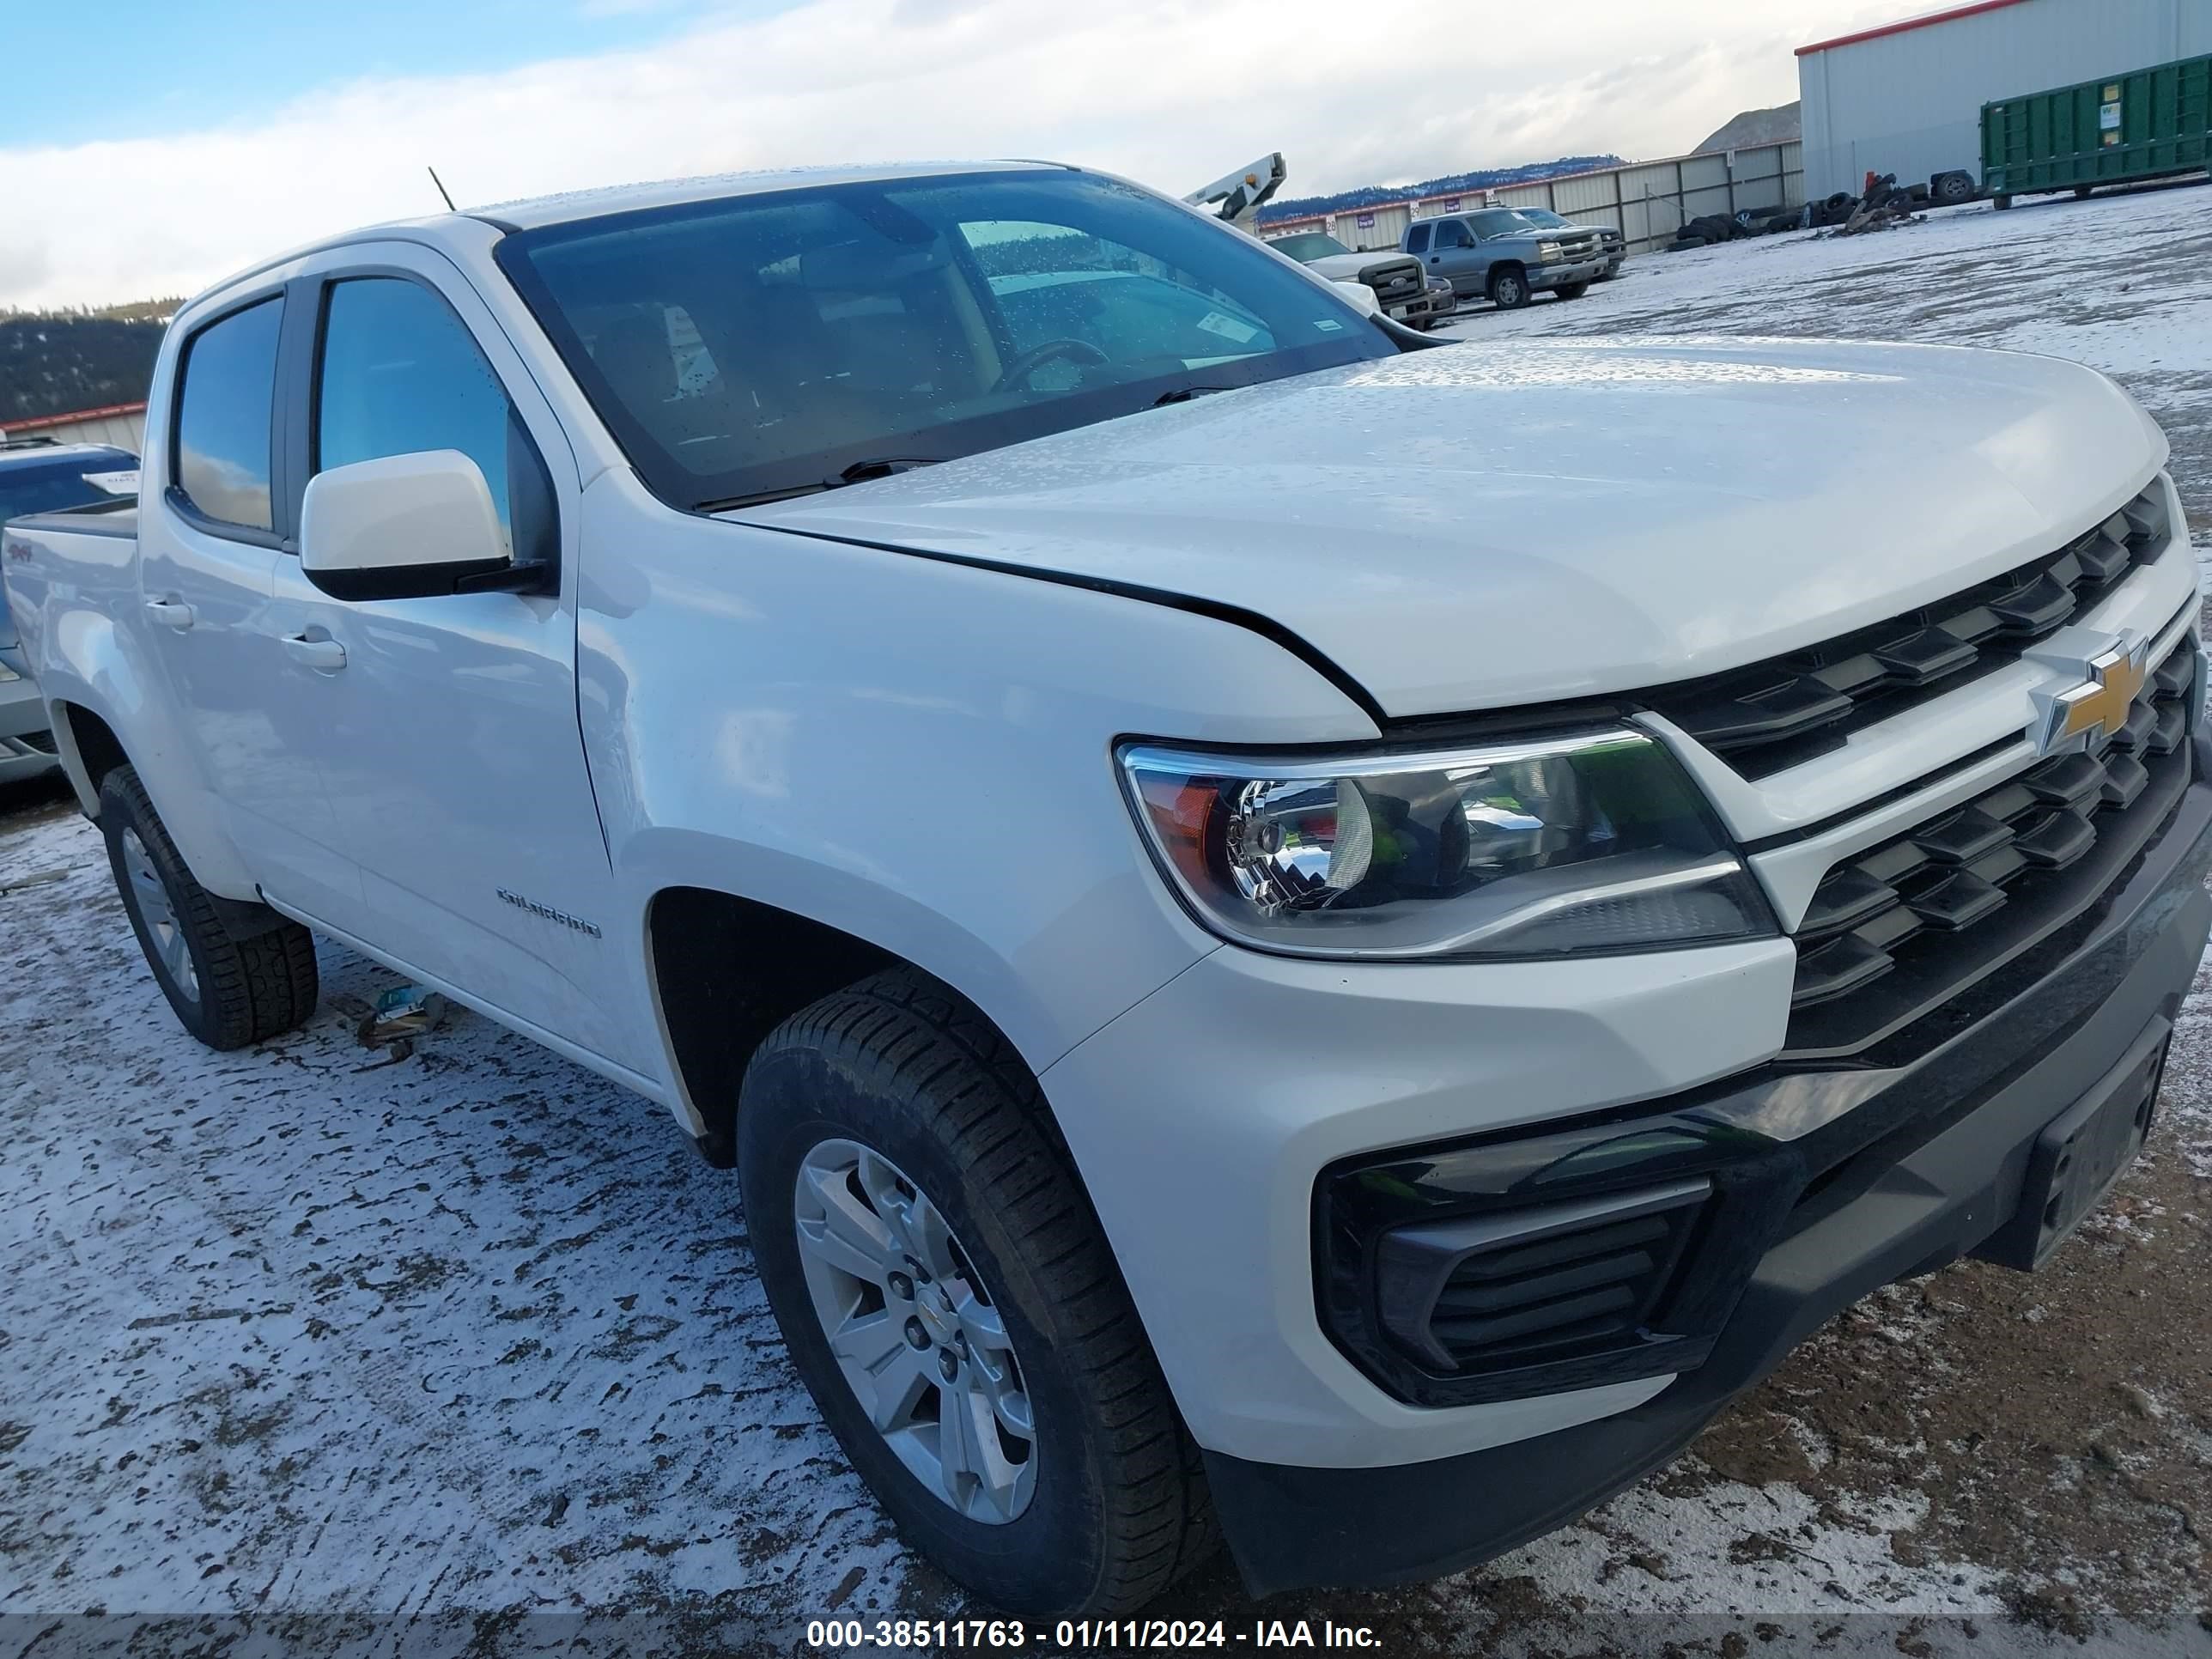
(271, 247, 647, 1073)
(1429, 220, 1481, 296)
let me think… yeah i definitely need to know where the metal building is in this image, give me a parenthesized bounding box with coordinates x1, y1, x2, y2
(0, 401, 147, 452)
(1258, 142, 1803, 260)
(1798, 0, 2212, 199)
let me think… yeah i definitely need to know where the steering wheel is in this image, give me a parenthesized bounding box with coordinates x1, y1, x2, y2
(992, 337, 1109, 392)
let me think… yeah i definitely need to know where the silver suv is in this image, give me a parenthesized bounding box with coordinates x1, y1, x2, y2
(1403, 207, 1608, 309)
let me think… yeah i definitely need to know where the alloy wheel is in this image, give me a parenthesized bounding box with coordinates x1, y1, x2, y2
(792, 1139, 1037, 1524)
(121, 827, 198, 1004)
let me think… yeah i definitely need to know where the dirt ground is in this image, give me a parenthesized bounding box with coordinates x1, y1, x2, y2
(4, 183, 2212, 1659)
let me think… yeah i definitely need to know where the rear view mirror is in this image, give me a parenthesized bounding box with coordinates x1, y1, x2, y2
(301, 450, 546, 601)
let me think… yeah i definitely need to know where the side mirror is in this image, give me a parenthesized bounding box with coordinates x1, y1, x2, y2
(301, 449, 545, 601)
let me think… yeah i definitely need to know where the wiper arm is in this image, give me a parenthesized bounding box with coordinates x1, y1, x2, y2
(692, 457, 943, 514)
(1153, 385, 1233, 407)
(831, 456, 943, 485)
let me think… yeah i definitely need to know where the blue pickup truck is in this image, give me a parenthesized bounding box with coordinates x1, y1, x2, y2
(1401, 207, 1610, 309)
(0, 437, 140, 781)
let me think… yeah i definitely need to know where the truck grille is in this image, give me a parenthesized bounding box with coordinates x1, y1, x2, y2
(1552, 232, 1601, 261)
(1644, 482, 2172, 781)
(1788, 636, 2197, 1046)
(1363, 260, 1424, 303)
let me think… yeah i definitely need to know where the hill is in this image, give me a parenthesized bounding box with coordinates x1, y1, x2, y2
(1, 313, 167, 425)
(1692, 102, 1801, 155)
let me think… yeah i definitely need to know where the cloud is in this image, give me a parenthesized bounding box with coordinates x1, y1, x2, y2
(2, 0, 1866, 308)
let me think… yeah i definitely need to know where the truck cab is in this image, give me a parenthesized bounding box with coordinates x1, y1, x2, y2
(1404, 207, 1608, 308)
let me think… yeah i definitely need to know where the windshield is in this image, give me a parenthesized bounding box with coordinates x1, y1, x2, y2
(1466, 210, 1538, 239)
(0, 454, 138, 524)
(1267, 232, 1353, 262)
(495, 169, 1393, 509)
(1516, 209, 1568, 228)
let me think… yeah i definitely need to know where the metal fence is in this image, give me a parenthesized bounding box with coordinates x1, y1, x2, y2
(1262, 141, 1806, 257)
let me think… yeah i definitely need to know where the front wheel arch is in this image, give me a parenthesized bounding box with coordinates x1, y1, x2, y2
(645, 886, 1087, 1181)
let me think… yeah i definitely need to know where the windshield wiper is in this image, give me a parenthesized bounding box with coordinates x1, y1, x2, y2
(1152, 385, 1233, 407)
(693, 457, 944, 514)
(831, 456, 943, 484)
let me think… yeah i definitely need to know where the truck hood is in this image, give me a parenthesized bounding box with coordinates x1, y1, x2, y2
(1294, 252, 1410, 283)
(737, 338, 2166, 720)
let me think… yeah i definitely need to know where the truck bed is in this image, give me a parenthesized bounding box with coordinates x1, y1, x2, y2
(6, 497, 139, 541)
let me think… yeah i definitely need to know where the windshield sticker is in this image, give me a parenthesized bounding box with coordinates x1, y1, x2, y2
(1313, 319, 1345, 332)
(1194, 311, 1259, 345)
(83, 471, 139, 495)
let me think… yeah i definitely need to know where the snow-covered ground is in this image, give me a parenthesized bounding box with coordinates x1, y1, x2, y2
(1440, 179, 2212, 573)
(5, 181, 2212, 1658)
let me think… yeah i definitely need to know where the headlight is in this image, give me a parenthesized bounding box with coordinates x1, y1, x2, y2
(1537, 240, 1565, 262)
(1120, 728, 1772, 960)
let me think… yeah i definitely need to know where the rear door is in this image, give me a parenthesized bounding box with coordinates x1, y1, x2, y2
(137, 291, 362, 915)
(270, 243, 648, 1072)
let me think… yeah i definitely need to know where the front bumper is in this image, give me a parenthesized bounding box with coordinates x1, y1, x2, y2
(1534, 258, 1607, 288)
(1197, 734, 2212, 1593)
(1380, 290, 1451, 324)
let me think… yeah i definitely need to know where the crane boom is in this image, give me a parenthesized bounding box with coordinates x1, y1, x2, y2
(1183, 153, 1287, 234)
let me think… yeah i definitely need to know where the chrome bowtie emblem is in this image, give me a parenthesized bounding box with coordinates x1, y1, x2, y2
(2034, 635, 2149, 757)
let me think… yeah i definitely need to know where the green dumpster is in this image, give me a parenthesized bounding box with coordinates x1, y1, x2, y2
(1981, 52, 2212, 207)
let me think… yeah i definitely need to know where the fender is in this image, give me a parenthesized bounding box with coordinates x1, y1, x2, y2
(13, 544, 263, 902)
(576, 470, 1379, 1082)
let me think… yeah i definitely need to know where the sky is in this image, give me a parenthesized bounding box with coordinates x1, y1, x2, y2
(2, 0, 1918, 309)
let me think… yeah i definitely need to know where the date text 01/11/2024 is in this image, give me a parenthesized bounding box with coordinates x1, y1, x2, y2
(805, 1618, 1383, 1650)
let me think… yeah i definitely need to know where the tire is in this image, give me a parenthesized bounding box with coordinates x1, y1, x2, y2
(1487, 265, 1530, 308)
(1932, 171, 1977, 206)
(99, 765, 319, 1049)
(1555, 280, 1590, 300)
(738, 969, 1216, 1617)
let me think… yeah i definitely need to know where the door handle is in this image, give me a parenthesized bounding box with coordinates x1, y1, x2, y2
(144, 598, 195, 630)
(283, 634, 347, 672)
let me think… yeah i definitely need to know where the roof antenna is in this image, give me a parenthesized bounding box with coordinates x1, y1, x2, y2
(428, 166, 457, 212)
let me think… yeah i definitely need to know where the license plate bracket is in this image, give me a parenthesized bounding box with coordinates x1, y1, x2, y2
(1978, 1024, 2168, 1270)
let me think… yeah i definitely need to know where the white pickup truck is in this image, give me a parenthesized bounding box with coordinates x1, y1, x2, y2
(5, 161, 2207, 1618)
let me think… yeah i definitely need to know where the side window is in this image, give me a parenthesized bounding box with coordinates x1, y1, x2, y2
(1406, 224, 1431, 255)
(1434, 221, 1472, 251)
(173, 297, 283, 532)
(314, 277, 556, 567)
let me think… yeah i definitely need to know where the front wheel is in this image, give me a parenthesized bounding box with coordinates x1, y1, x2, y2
(99, 765, 318, 1049)
(1488, 266, 1530, 309)
(738, 969, 1216, 1615)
